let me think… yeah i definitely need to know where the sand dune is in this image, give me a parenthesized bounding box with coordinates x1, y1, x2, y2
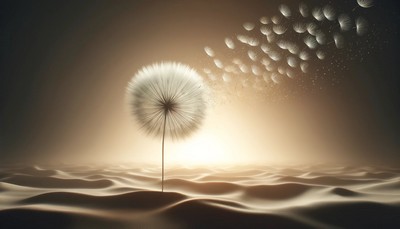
(1, 164, 400, 228)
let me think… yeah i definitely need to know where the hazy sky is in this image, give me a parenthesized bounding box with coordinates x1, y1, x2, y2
(1, 0, 400, 166)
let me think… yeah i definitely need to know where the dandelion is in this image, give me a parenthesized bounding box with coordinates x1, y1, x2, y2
(127, 62, 207, 192)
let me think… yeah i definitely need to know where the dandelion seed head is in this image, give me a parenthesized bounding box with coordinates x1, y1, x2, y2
(127, 62, 207, 139)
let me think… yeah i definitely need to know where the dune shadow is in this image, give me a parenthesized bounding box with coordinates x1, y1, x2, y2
(20, 191, 186, 210)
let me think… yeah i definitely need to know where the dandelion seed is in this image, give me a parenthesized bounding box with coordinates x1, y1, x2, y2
(204, 46, 214, 57)
(357, 0, 374, 8)
(316, 50, 326, 60)
(338, 14, 352, 31)
(225, 38, 235, 49)
(287, 43, 300, 55)
(266, 33, 276, 43)
(260, 44, 271, 53)
(287, 56, 298, 68)
(222, 73, 232, 82)
(237, 34, 249, 44)
(271, 15, 282, 24)
(268, 50, 281, 61)
(260, 16, 270, 24)
(243, 22, 255, 31)
(251, 65, 262, 75)
(286, 68, 295, 78)
(300, 62, 309, 73)
(265, 64, 275, 71)
(247, 37, 260, 46)
(299, 3, 309, 17)
(312, 7, 324, 21)
(260, 57, 271, 66)
(279, 4, 291, 18)
(248, 50, 258, 61)
(273, 24, 287, 35)
(277, 40, 288, 50)
(271, 72, 282, 84)
(293, 22, 307, 33)
(214, 59, 223, 69)
(299, 50, 310, 60)
(260, 26, 272, 35)
(304, 35, 318, 49)
(323, 5, 336, 21)
(239, 64, 249, 73)
(278, 66, 285, 74)
(356, 17, 368, 36)
(333, 33, 345, 49)
(224, 65, 237, 73)
(232, 58, 242, 65)
(307, 22, 318, 35)
(316, 31, 327, 45)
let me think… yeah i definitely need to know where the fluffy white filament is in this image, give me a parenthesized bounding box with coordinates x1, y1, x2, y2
(127, 62, 207, 139)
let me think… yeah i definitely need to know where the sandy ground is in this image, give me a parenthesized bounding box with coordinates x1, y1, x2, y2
(1, 164, 400, 228)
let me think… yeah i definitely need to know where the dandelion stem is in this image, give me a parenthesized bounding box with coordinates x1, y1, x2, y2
(161, 112, 167, 192)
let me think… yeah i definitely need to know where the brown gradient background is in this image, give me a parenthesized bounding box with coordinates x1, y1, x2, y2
(1, 0, 400, 165)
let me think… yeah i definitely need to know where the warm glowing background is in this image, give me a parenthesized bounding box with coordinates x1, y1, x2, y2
(1, 0, 399, 166)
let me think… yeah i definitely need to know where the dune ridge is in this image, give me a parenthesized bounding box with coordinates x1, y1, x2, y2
(0, 164, 399, 228)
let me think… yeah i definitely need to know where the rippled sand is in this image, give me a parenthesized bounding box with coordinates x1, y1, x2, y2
(1, 164, 400, 228)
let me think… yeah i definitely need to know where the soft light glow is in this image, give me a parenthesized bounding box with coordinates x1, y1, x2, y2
(170, 133, 229, 166)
